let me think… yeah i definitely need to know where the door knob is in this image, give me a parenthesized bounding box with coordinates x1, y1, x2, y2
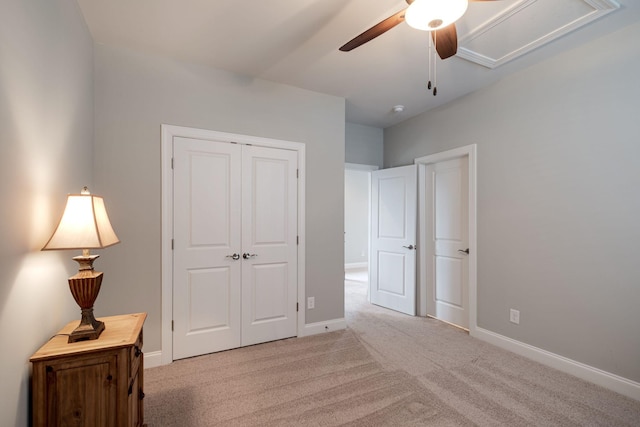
(226, 253, 240, 260)
(242, 253, 258, 259)
(402, 244, 416, 250)
(458, 248, 470, 255)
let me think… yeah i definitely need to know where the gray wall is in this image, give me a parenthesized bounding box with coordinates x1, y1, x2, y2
(384, 21, 640, 383)
(344, 169, 370, 265)
(344, 123, 382, 267)
(93, 44, 346, 353)
(345, 122, 383, 168)
(0, 1, 94, 426)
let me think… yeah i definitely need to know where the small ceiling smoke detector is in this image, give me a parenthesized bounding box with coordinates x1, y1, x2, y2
(393, 105, 405, 113)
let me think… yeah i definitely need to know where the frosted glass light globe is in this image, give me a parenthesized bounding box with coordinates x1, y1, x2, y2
(405, 0, 468, 31)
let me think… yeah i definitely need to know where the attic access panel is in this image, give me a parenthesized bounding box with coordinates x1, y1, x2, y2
(456, 0, 620, 68)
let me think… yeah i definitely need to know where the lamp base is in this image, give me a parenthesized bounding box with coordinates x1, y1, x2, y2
(68, 309, 105, 343)
(67, 269, 106, 343)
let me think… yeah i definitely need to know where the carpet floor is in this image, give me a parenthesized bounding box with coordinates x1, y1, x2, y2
(144, 280, 640, 426)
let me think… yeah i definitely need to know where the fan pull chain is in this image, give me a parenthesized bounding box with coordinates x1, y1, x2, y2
(432, 31, 437, 96)
(427, 33, 433, 91)
(427, 32, 437, 96)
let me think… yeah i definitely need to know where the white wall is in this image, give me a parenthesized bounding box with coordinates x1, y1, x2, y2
(92, 44, 346, 352)
(0, 1, 94, 425)
(384, 21, 640, 384)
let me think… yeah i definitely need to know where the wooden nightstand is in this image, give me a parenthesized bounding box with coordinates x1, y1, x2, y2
(30, 313, 147, 427)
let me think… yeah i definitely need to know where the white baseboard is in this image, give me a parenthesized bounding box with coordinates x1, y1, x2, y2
(345, 262, 367, 270)
(473, 327, 640, 401)
(144, 351, 163, 368)
(300, 318, 347, 337)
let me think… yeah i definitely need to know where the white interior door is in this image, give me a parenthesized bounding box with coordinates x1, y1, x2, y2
(370, 165, 417, 315)
(173, 137, 242, 359)
(241, 145, 298, 346)
(425, 156, 469, 329)
(173, 137, 297, 360)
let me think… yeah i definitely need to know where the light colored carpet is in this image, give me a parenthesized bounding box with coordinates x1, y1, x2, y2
(144, 280, 640, 426)
(345, 267, 368, 283)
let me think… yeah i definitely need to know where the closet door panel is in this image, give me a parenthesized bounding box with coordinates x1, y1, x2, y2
(241, 146, 298, 346)
(172, 137, 242, 359)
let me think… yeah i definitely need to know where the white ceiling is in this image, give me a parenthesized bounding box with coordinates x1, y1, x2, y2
(75, 0, 639, 129)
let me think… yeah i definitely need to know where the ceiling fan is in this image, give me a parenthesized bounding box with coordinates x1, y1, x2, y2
(340, 0, 499, 60)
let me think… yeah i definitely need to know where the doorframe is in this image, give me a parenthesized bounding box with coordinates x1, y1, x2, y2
(160, 124, 306, 365)
(414, 144, 477, 334)
(344, 163, 378, 271)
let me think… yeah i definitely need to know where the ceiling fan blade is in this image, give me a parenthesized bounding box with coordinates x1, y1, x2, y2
(432, 23, 458, 59)
(339, 9, 407, 52)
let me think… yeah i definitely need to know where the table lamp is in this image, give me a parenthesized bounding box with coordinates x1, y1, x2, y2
(42, 187, 120, 342)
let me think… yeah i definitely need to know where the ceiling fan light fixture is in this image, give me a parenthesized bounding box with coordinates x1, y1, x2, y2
(405, 0, 468, 31)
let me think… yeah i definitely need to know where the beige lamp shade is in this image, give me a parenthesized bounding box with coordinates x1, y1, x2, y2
(42, 188, 120, 250)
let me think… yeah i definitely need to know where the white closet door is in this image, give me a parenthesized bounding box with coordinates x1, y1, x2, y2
(173, 137, 242, 359)
(426, 156, 469, 329)
(241, 145, 298, 346)
(173, 138, 298, 360)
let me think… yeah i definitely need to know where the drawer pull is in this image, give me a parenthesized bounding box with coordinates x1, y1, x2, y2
(139, 390, 145, 400)
(134, 346, 142, 357)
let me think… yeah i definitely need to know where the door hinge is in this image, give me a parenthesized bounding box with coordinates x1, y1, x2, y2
(171, 239, 174, 250)
(296, 169, 299, 178)
(171, 157, 174, 169)
(296, 236, 299, 245)
(296, 302, 299, 312)
(171, 320, 174, 331)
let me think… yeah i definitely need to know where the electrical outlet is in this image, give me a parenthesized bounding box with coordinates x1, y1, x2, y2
(510, 309, 520, 325)
(307, 297, 315, 310)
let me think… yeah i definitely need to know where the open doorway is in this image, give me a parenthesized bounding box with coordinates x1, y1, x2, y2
(344, 163, 378, 286)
